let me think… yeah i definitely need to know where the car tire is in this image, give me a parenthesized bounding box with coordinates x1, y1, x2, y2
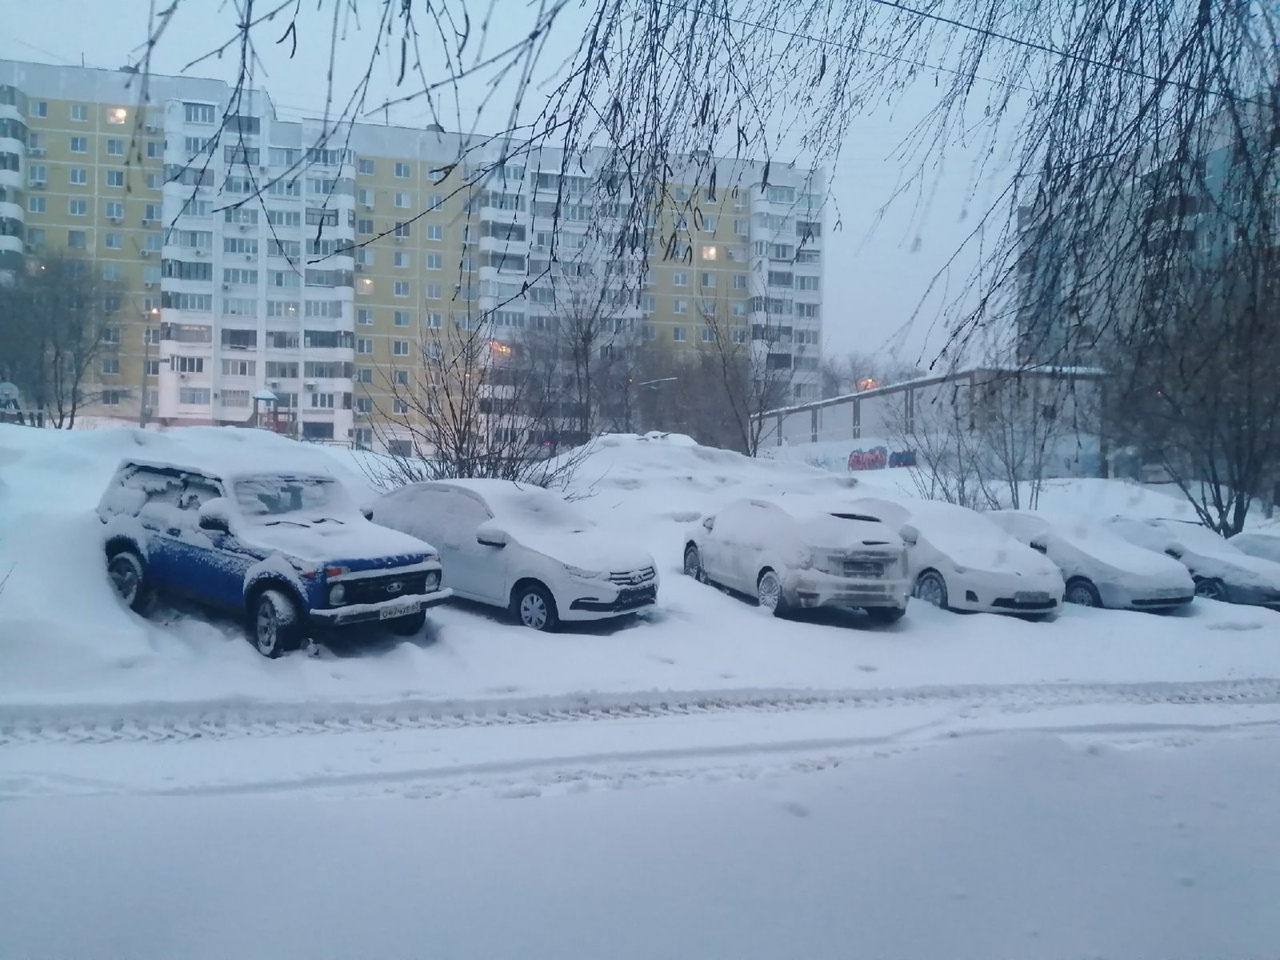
(913, 570, 949, 610)
(387, 608, 427, 636)
(1194, 577, 1227, 601)
(249, 588, 304, 658)
(756, 568, 790, 616)
(683, 543, 707, 583)
(512, 581, 559, 632)
(106, 548, 154, 614)
(864, 605, 906, 624)
(1064, 577, 1102, 607)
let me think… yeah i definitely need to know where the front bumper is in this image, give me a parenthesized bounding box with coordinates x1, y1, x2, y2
(309, 588, 453, 627)
(1223, 583, 1280, 609)
(567, 584, 658, 616)
(787, 572, 911, 611)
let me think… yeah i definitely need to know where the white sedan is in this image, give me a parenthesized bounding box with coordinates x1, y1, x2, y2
(1106, 518, 1280, 608)
(849, 497, 1064, 617)
(989, 511, 1194, 611)
(682, 498, 911, 622)
(370, 479, 658, 631)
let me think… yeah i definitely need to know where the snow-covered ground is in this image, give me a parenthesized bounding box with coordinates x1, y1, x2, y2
(2, 424, 1280, 958)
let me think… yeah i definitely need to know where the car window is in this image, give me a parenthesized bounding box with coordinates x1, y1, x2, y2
(233, 476, 346, 520)
(179, 476, 222, 512)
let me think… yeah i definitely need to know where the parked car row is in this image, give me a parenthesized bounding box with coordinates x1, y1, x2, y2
(96, 451, 1280, 657)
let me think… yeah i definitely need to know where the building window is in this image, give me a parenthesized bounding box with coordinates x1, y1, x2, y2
(174, 356, 205, 373)
(701, 244, 718, 261)
(105, 170, 125, 188)
(70, 104, 88, 122)
(105, 201, 124, 220)
(310, 393, 335, 409)
(27, 196, 45, 213)
(222, 359, 256, 376)
(357, 219, 373, 236)
(101, 358, 120, 376)
(356, 338, 373, 355)
(393, 281, 410, 298)
(67, 231, 87, 249)
(27, 164, 46, 186)
(357, 158, 375, 175)
(102, 264, 123, 282)
(393, 340, 409, 356)
(394, 192, 410, 209)
(674, 299, 688, 314)
(394, 311, 410, 327)
(184, 102, 216, 124)
(69, 136, 88, 154)
(33, 101, 48, 118)
(701, 327, 716, 343)
(425, 253, 442, 270)
(700, 272, 716, 288)
(145, 360, 161, 377)
(426, 224, 443, 241)
(673, 272, 688, 287)
(425, 283, 442, 299)
(101, 390, 123, 406)
(221, 390, 251, 407)
(672, 326, 687, 342)
(425, 312, 442, 328)
(69, 199, 88, 217)
(356, 308, 374, 326)
(106, 139, 125, 157)
(179, 388, 212, 405)
(394, 162, 410, 179)
(69, 168, 87, 186)
(394, 251, 411, 268)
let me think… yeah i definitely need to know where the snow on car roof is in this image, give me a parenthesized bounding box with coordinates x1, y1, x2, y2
(423, 478, 593, 530)
(109, 427, 345, 483)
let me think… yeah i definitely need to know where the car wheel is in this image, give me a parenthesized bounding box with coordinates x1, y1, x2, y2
(756, 568, 789, 616)
(864, 605, 906, 624)
(1194, 577, 1227, 601)
(512, 582, 559, 632)
(913, 570, 949, 610)
(249, 588, 304, 658)
(386, 608, 427, 636)
(1064, 577, 1102, 607)
(683, 543, 707, 583)
(106, 548, 153, 613)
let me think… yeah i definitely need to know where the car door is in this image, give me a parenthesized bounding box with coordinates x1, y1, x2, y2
(132, 467, 189, 589)
(705, 501, 760, 594)
(403, 487, 505, 604)
(448, 491, 510, 604)
(179, 475, 256, 610)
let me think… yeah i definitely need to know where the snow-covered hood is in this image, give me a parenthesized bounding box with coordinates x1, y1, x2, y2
(237, 517, 435, 568)
(513, 526, 655, 575)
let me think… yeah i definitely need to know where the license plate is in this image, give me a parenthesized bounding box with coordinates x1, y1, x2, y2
(1015, 591, 1051, 603)
(844, 561, 884, 578)
(379, 599, 421, 620)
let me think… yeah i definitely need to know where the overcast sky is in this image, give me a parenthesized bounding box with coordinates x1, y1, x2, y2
(1, 1, 1019, 370)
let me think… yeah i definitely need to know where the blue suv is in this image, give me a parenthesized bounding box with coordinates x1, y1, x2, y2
(97, 457, 450, 657)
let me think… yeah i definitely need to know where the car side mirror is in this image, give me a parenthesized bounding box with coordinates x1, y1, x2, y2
(198, 498, 232, 533)
(476, 525, 509, 548)
(899, 524, 919, 547)
(1030, 541, 1048, 554)
(1164, 547, 1182, 559)
(702, 516, 715, 531)
(360, 506, 374, 521)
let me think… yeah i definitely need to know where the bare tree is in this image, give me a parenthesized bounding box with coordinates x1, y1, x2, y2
(821, 352, 926, 399)
(0, 253, 112, 428)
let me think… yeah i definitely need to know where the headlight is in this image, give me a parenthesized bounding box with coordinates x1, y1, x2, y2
(425, 570, 441, 591)
(564, 564, 603, 580)
(328, 583, 346, 605)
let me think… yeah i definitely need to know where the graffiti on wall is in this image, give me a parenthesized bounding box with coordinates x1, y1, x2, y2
(847, 446, 917, 471)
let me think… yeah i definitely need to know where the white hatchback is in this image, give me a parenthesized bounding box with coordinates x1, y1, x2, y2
(371, 479, 658, 631)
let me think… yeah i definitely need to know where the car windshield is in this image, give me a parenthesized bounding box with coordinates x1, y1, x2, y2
(233, 476, 346, 522)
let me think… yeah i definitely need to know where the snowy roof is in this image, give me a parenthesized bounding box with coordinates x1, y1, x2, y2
(107, 427, 347, 483)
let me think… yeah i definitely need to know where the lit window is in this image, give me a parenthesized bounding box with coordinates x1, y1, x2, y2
(107, 107, 128, 125)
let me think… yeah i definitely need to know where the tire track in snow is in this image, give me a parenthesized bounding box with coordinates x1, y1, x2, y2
(2, 677, 1279, 748)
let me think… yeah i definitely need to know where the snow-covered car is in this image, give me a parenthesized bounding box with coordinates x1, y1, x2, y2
(989, 510, 1194, 611)
(681, 498, 911, 622)
(1229, 532, 1280, 565)
(97, 458, 450, 657)
(848, 497, 1065, 617)
(1105, 518, 1280, 608)
(370, 479, 657, 631)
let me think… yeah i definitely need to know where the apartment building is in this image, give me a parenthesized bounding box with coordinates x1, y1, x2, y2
(0, 59, 825, 452)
